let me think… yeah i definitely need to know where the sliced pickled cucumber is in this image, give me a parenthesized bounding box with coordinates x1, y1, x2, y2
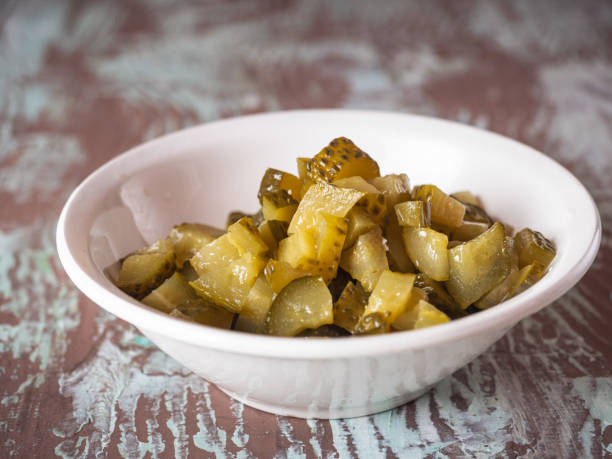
(356, 270, 416, 333)
(383, 214, 416, 273)
(277, 230, 317, 270)
(257, 220, 288, 258)
(227, 217, 269, 256)
(446, 222, 511, 308)
(142, 272, 199, 313)
(450, 191, 480, 206)
(264, 259, 308, 293)
(288, 182, 363, 235)
(333, 281, 369, 334)
(306, 137, 380, 185)
(414, 273, 464, 318)
(190, 252, 266, 313)
(262, 195, 298, 223)
(514, 228, 556, 269)
(190, 234, 240, 276)
(116, 239, 175, 299)
(234, 274, 276, 333)
(369, 174, 411, 211)
(313, 213, 348, 282)
(343, 207, 377, 249)
(394, 299, 450, 330)
(391, 287, 428, 330)
(265, 276, 333, 336)
(402, 227, 449, 281)
(413, 185, 465, 229)
(257, 168, 302, 204)
(227, 210, 264, 228)
(474, 262, 540, 310)
(340, 226, 389, 292)
(333, 176, 387, 223)
(394, 201, 430, 227)
(175, 300, 234, 329)
(169, 223, 224, 267)
(450, 220, 490, 242)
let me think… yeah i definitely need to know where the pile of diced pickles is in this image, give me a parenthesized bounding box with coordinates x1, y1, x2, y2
(114, 137, 556, 337)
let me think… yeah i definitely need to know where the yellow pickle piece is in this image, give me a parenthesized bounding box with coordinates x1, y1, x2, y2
(402, 227, 449, 281)
(169, 223, 224, 267)
(413, 185, 465, 229)
(446, 222, 511, 308)
(340, 226, 389, 291)
(235, 274, 276, 333)
(369, 174, 411, 210)
(257, 168, 302, 204)
(142, 272, 199, 313)
(334, 176, 387, 223)
(394, 200, 430, 227)
(356, 270, 416, 333)
(395, 300, 450, 330)
(306, 137, 380, 184)
(514, 228, 556, 269)
(391, 287, 428, 330)
(343, 207, 377, 249)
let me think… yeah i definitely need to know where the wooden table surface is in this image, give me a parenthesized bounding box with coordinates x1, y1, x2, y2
(1, 1, 611, 457)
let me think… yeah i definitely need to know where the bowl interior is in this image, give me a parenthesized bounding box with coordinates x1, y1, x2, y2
(57, 110, 601, 358)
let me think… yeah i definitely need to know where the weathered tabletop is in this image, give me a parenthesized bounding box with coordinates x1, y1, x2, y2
(1, 1, 611, 457)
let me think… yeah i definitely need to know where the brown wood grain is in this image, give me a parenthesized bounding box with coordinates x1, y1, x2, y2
(1, 0, 611, 457)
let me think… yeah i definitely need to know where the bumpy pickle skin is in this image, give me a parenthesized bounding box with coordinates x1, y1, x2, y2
(116, 239, 176, 300)
(514, 228, 556, 269)
(402, 227, 450, 281)
(446, 222, 511, 308)
(369, 174, 411, 210)
(413, 185, 465, 229)
(257, 168, 302, 204)
(265, 276, 333, 336)
(333, 176, 387, 224)
(306, 137, 380, 186)
(340, 226, 389, 292)
(333, 281, 369, 334)
(169, 223, 224, 268)
(356, 270, 416, 333)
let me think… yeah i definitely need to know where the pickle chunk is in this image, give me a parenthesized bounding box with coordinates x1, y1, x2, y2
(333, 281, 369, 334)
(169, 223, 223, 267)
(117, 239, 175, 299)
(402, 227, 449, 281)
(446, 222, 511, 308)
(266, 277, 333, 336)
(514, 228, 556, 269)
(340, 226, 389, 291)
(413, 185, 465, 229)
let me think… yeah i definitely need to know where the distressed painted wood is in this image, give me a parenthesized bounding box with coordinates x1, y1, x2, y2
(1, 0, 611, 457)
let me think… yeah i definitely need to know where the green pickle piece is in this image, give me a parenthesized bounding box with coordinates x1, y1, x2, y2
(391, 287, 428, 330)
(446, 222, 511, 308)
(402, 227, 449, 281)
(369, 174, 411, 210)
(116, 239, 175, 299)
(474, 262, 541, 310)
(356, 270, 416, 333)
(514, 228, 556, 269)
(234, 274, 276, 333)
(333, 281, 369, 334)
(169, 223, 223, 267)
(227, 217, 269, 256)
(343, 207, 377, 249)
(394, 299, 450, 330)
(142, 272, 198, 313)
(334, 176, 387, 224)
(174, 301, 234, 329)
(340, 226, 389, 292)
(266, 277, 333, 336)
(394, 201, 430, 227)
(413, 185, 465, 229)
(257, 168, 302, 204)
(414, 273, 464, 319)
(383, 213, 416, 273)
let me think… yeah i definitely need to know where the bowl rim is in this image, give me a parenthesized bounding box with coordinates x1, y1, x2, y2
(56, 109, 602, 360)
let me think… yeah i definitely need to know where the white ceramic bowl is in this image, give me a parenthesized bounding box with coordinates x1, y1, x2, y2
(56, 110, 601, 419)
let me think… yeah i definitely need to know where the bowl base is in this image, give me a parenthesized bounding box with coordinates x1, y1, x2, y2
(217, 385, 433, 419)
